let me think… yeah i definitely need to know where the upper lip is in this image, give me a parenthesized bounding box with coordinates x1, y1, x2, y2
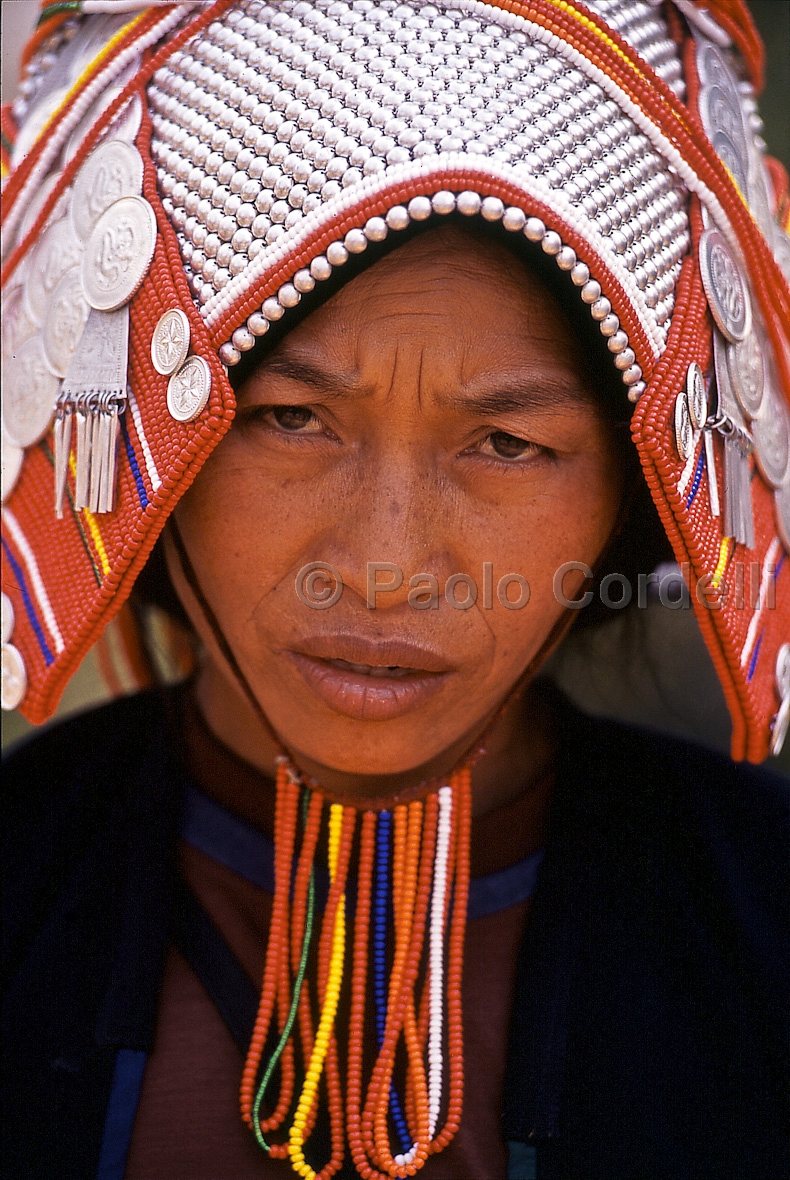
(289, 632, 454, 674)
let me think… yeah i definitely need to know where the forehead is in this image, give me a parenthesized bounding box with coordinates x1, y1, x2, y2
(255, 224, 597, 401)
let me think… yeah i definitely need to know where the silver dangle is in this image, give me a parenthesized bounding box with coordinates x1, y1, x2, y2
(712, 332, 755, 548)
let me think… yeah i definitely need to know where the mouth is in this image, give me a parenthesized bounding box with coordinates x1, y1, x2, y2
(285, 635, 453, 721)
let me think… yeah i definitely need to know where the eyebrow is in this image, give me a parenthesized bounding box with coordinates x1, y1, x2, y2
(251, 356, 360, 400)
(254, 357, 593, 413)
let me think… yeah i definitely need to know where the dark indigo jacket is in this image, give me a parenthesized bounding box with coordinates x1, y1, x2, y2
(3, 687, 788, 1180)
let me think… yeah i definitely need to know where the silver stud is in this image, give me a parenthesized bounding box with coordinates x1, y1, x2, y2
(364, 216, 388, 241)
(386, 205, 410, 230)
(263, 296, 285, 320)
(456, 191, 481, 216)
(344, 228, 368, 253)
(232, 326, 256, 351)
(407, 195, 432, 221)
(480, 196, 505, 222)
(502, 206, 526, 232)
(248, 312, 270, 336)
(219, 342, 241, 365)
(294, 269, 316, 293)
(310, 256, 332, 281)
(326, 241, 349, 266)
(524, 217, 545, 242)
(431, 191, 456, 215)
(278, 283, 301, 308)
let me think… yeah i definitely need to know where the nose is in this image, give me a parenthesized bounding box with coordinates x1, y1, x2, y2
(326, 450, 458, 609)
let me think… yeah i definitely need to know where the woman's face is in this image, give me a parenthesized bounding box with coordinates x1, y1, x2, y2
(172, 226, 624, 781)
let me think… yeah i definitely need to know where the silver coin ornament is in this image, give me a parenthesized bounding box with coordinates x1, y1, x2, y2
(776, 481, 790, 556)
(81, 195, 157, 313)
(685, 362, 707, 430)
(0, 593, 13, 646)
(702, 85, 748, 156)
(777, 643, 790, 697)
(42, 267, 91, 379)
(16, 172, 70, 248)
(151, 308, 191, 376)
(167, 354, 211, 422)
(71, 139, 144, 242)
(674, 389, 695, 461)
(751, 383, 790, 490)
(726, 328, 765, 420)
(699, 229, 752, 344)
(25, 218, 83, 326)
(710, 128, 749, 202)
(1, 429, 24, 504)
(696, 39, 736, 91)
(2, 335, 60, 449)
(1, 273, 38, 361)
(1, 643, 27, 711)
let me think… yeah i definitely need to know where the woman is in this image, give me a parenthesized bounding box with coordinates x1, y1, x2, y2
(2, 2, 788, 1178)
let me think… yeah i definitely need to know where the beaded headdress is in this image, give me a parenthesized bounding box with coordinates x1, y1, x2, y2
(2, 1, 790, 1175)
(2, 0, 789, 759)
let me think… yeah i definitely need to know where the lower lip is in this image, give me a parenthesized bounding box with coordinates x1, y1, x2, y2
(287, 653, 447, 721)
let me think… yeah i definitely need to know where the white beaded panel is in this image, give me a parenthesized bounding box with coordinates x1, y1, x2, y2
(148, 0, 690, 349)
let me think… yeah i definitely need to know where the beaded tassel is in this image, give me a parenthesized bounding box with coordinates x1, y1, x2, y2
(240, 766, 472, 1180)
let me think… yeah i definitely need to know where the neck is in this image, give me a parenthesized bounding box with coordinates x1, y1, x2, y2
(193, 661, 556, 876)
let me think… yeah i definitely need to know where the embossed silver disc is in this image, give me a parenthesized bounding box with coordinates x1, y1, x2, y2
(152, 308, 191, 376)
(2, 335, 60, 448)
(674, 390, 694, 461)
(81, 196, 157, 312)
(699, 229, 752, 344)
(1, 593, 13, 646)
(1, 428, 24, 504)
(25, 218, 83, 326)
(1, 643, 27, 711)
(726, 330, 764, 420)
(71, 139, 144, 242)
(167, 354, 211, 422)
(701, 85, 748, 159)
(42, 267, 91, 378)
(1, 273, 37, 361)
(696, 39, 736, 91)
(776, 483, 790, 556)
(711, 128, 749, 202)
(17, 172, 70, 247)
(685, 362, 707, 430)
(751, 385, 790, 490)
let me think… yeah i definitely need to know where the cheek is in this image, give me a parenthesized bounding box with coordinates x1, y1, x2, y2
(174, 438, 334, 631)
(468, 446, 622, 674)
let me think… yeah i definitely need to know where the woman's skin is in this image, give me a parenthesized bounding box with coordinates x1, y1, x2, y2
(167, 224, 624, 827)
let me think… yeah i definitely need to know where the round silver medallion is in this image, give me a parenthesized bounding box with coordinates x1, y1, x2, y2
(1, 428, 24, 504)
(711, 128, 749, 203)
(42, 267, 91, 379)
(25, 218, 83, 327)
(701, 85, 748, 158)
(81, 195, 157, 312)
(167, 354, 211, 422)
(776, 482, 790, 556)
(2, 335, 60, 449)
(699, 229, 752, 344)
(726, 330, 764, 420)
(1, 274, 38, 361)
(777, 642, 790, 696)
(71, 139, 144, 242)
(751, 385, 790, 490)
(685, 362, 707, 430)
(151, 308, 191, 376)
(1, 643, 27, 711)
(1, 593, 13, 646)
(674, 389, 694, 461)
(696, 41, 735, 91)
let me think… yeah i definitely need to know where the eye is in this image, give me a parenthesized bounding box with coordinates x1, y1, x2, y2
(269, 405, 324, 433)
(478, 430, 541, 461)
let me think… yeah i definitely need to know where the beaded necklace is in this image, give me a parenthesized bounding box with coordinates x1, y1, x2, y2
(239, 758, 473, 1180)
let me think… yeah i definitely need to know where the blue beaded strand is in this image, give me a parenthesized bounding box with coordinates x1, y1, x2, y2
(373, 810, 412, 1154)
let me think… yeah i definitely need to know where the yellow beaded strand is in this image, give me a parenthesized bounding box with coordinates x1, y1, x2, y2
(287, 803, 347, 1180)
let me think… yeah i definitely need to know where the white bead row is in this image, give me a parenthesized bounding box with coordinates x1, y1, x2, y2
(220, 188, 646, 402)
